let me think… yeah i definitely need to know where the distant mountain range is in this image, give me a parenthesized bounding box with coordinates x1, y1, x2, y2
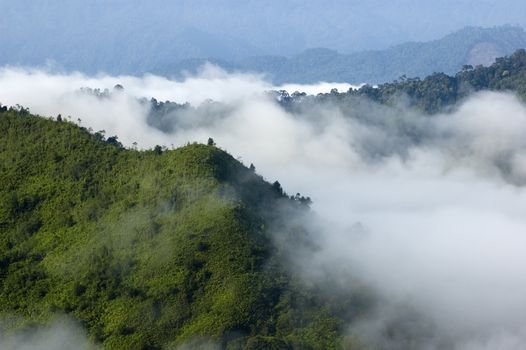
(157, 26, 526, 84)
(1, 0, 525, 84)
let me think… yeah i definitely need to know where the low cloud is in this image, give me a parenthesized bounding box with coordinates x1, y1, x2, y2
(0, 318, 94, 350)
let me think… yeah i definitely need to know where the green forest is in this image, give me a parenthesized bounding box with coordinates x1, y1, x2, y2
(146, 49, 526, 134)
(278, 49, 526, 114)
(0, 110, 370, 349)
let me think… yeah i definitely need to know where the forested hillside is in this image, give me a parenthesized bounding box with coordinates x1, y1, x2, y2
(142, 49, 526, 135)
(271, 49, 526, 114)
(0, 110, 368, 349)
(349, 48, 526, 112)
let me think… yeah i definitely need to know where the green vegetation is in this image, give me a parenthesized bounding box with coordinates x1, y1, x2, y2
(351, 48, 526, 113)
(0, 109, 367, 349)
(144, 49, 526, 135)
(273, 49, 526, 114)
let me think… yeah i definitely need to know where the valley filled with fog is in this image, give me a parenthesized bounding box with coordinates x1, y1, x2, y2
(2, 65, 526, 349)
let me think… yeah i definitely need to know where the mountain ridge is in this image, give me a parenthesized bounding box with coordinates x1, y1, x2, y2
(158, 26, 526, 84)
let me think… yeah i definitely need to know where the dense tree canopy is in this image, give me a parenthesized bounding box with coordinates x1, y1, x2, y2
(0, 109, 368, 349)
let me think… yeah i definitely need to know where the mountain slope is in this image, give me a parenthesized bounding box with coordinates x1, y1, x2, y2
(268, 49, 526, 116)
(347, 48, 526, 112)
(0, 111, 365, 349)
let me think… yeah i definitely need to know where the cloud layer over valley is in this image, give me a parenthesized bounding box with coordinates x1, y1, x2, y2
(2, 66, 526, 349)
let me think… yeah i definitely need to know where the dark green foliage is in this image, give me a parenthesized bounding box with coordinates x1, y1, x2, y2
(352, 49, 526, 113)
(0, 110, 363, 349)
(273, 49, 526, 114)
(245, 336, 291, 349)
(106, 136, 123, 148)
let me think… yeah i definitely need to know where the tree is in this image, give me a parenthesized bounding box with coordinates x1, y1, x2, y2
(299, 196, 313, 207)
(207, 137, 216, 146)
(272, 181, 283, 195)
(154, 145, 163, 155)
(106, 136, 123, 148)
(249, 163, 256, 172)
(95, 130, 106, 141)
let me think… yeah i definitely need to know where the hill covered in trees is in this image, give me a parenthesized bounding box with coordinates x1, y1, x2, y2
(0, 109, 371, 349)
(142, 49, 526, 135)
(268, 48, 526, 114)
